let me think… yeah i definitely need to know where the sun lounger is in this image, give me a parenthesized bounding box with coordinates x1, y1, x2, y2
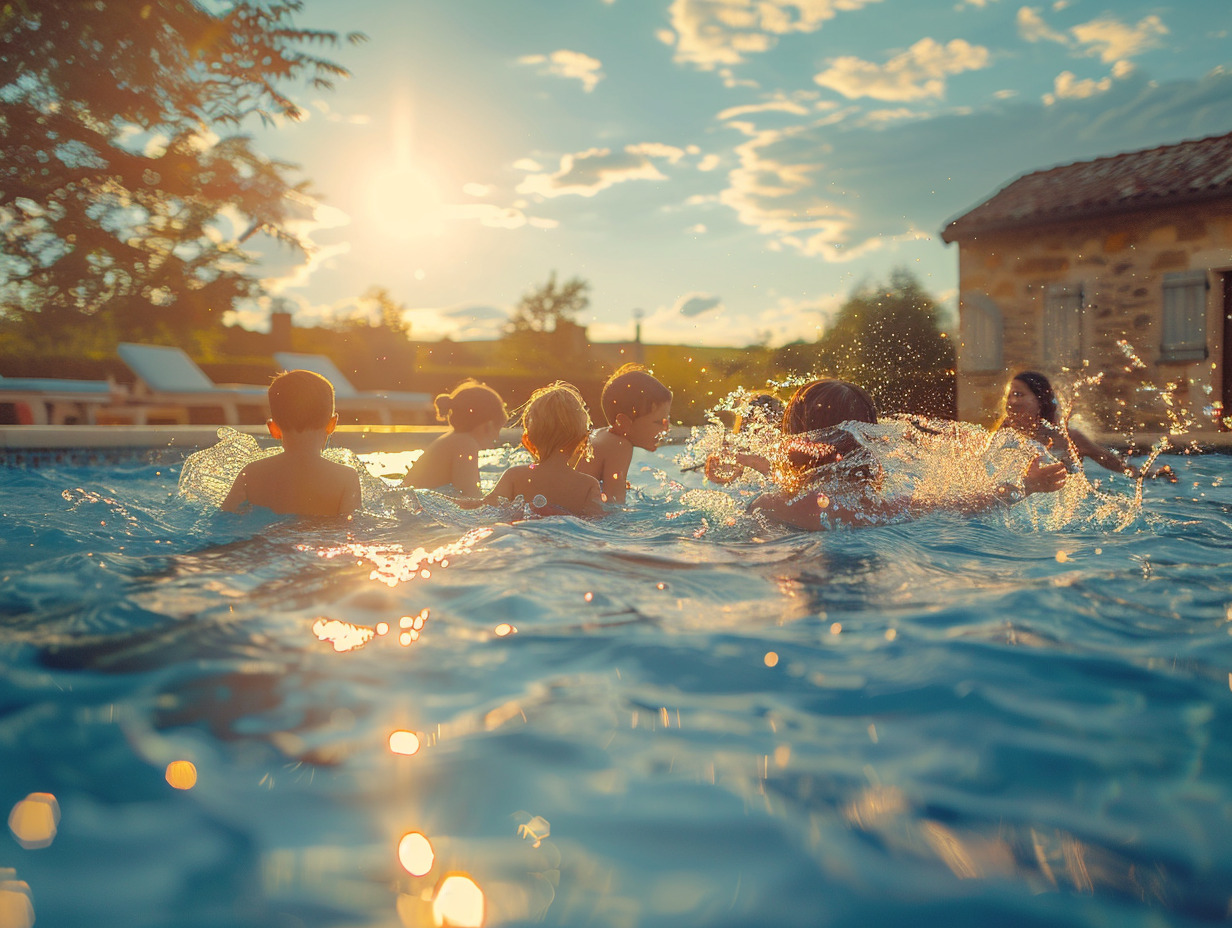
(273, 352, 434, 425)
(0, 374, 125, 425)
(116, 343, 269, 426)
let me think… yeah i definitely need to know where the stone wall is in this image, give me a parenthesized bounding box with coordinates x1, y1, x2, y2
(953, 203, 1232, 432)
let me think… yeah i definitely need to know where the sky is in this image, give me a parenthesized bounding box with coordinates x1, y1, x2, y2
(232, 0, 1232, 348)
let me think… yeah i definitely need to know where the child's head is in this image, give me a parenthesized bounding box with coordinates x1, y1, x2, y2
(601, 363, 673, 449)
(521, 382, 591, 462)
(783, 379, 877, 435)
(268, 369, 336, 434)
(1008, 371, 1058, 425)
(780, 379, 878, 484)
(734, 391, 785, 433)
(434, 381, 507, 432)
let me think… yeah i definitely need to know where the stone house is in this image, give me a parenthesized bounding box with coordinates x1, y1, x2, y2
(941, 131, 1232, 433)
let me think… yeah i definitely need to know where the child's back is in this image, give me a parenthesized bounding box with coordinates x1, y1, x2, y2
(403, 381, 506, 497)
(227, 452, 361, 517)
(481, 382, 604, 517)
(222, 369, 362, 518)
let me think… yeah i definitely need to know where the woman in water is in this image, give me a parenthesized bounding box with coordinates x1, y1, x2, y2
(749, 378, 1068, 530)
(1000, 371, 1175, 481)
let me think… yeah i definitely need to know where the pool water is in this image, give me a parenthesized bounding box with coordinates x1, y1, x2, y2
(1, 435, 1231, 927)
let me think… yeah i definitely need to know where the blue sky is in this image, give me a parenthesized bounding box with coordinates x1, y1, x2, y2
(234, 0, 1232, 347)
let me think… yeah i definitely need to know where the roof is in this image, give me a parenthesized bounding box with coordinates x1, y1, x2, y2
(941, 131, 1232, 243)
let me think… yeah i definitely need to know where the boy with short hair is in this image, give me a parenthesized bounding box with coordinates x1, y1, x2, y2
(223, 369, 362, 517)
(576, 363, 672, 503)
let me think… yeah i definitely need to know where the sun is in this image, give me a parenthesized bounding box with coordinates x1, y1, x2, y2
(365, 162, 445, 240)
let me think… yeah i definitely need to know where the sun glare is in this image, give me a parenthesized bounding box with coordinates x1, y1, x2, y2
(367, 163, 446, 240)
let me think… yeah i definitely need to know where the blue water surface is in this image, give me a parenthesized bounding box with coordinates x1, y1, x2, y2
(1, 443, 1231, 928)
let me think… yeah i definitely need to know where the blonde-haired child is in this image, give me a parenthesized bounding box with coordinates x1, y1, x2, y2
(478, 382, 605, 517)
(402, 380, 507, 498)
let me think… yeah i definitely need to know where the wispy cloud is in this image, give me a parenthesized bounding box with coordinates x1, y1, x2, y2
(517, 49, 604, 92)
(1018, 8, 1169, 63)
(664, 0, 884, 70)
(814, 38, 991, 102)
(1043, 70, 1111, 105)
(516, 145, 681, 198)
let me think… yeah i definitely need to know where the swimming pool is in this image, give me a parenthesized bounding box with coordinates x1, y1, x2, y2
(2, 437, 1231, 927)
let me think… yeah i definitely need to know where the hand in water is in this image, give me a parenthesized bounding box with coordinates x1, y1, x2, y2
(704, 455, 743, 485)
(1023, 456, 1068, 496)
(1146, 463, 1178, 483)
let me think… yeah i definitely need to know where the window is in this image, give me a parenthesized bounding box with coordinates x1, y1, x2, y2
(1042, 283, 1083, 368)
(1160, 270, 1209, 362)
(962, 292, 1003, 372)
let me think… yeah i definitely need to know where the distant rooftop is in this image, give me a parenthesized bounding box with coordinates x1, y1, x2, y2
(941, 131, 1232, 242)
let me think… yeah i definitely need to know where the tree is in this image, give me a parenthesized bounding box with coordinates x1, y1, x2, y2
(506, 272, 590, 335)
(816, 269, 955, 417)
(0, 0, 365, 352)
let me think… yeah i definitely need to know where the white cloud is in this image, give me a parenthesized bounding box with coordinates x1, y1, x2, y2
(513, 158, 543, 172)
(686, 223, 708, 233)
(956, 0, 997, 7)
(462, 182, 493, 197)
(442, 203, 530, 229)
(697, 153, 722, 171)
(814, 38, 991, 102)
(717, 99, 812, 120)
(666, 0, 884, 71)
(517, 49, 604, 92)
(1071, 15, 1168, 63)
(1018, 9, 1168, 63)
(675, 292, 723, 317)
(516, 145, 680, 198)
(1043, 70, 1112, 104)
(1016, 7, 1068, 45)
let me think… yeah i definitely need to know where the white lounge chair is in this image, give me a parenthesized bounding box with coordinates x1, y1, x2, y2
(117, 343, 269, 426)
(273, 352, 434, 425)
(0, 374, 125, 425)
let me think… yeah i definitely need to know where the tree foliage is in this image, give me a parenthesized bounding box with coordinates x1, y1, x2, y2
(506, 271, 590, 335)
(0, 0, 365, 351)
(782, 269, 955, 417)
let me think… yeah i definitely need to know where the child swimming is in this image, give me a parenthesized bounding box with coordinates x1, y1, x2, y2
(222, 369, 362, 517)
(703, 390, 784, 484)
(477, 382, 605, 517)
(402, 380, 507, 497)
(749, 378, 1068, 529)
(576, 363, 672, 503)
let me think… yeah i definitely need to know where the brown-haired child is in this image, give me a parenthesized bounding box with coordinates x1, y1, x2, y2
(402, 380, 507, 498)
(748, 378, 1068, 529)
(575, 363, 672, 503)
(222, 369, 362, 517)
(478, 382, 604, 517)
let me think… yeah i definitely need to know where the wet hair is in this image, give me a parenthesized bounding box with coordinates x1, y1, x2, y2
(600, 363, 672, 426)
(433, 380, 507, 431)
(783, 379, 877, 435)
(780, 379, 879, 487)
(734, 391, 785, 433)
(522, 382, 591, 462)
(1012, 371, 1058, 425)
(268, 369, 335, 432)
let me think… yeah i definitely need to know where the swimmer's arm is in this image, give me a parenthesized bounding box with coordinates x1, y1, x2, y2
(581, 481, 607, 518)
(924, 456, 1068, 517)
(468, 469, 515, 509)
(1068, 428, 1131, 475)
(221, 465, 251, 513)
(600, 442, 633, 504)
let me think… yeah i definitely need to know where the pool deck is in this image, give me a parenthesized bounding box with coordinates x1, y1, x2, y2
(0, 423, 1228, 454)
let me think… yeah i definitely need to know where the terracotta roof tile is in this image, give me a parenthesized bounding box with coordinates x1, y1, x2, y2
(941, 131, 1232, 242)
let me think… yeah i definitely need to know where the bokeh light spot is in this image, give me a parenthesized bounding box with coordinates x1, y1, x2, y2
(764, 651, 779, 667)
(494, 623, 516, 637)
(432, 873, 485, 927)
(8, 793, 60, 848)
(398, 831, 435, 876)
(165, 761, 197, 790)
(389, 731, 421, 756)
(0, 878, 34, 928)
